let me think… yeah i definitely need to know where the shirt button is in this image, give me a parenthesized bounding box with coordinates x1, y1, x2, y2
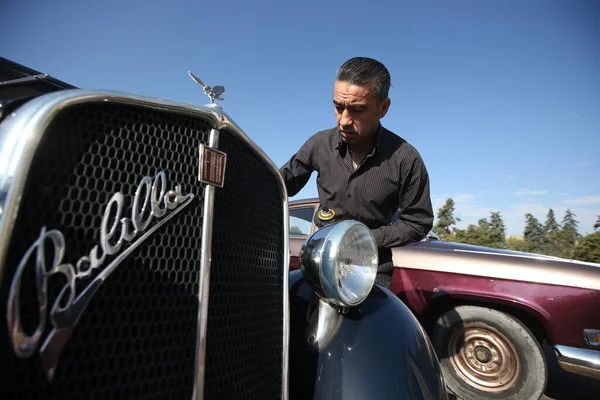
(347, 193, 352, 198)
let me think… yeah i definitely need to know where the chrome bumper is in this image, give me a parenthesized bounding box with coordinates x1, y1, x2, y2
(555, 345, 600, 380)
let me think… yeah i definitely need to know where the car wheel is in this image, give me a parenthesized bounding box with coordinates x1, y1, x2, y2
(431, 305, 547, 400)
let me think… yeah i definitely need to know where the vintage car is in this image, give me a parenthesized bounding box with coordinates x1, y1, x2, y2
(0, 57, 448, 399)
(289, 198, 600, 400)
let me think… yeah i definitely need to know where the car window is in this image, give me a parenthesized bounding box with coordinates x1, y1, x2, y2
(289, 207, 315, 236)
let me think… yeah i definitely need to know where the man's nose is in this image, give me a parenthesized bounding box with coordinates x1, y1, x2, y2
(339, 109, 353, 127)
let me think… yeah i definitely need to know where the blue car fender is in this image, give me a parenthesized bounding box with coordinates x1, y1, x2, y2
(288, 269, 447, 400)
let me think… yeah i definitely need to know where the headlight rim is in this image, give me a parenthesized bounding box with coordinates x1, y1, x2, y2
(299, 219, 378, 308)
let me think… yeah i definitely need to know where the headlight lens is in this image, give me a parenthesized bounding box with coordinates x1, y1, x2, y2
(299, 220, 378, 307)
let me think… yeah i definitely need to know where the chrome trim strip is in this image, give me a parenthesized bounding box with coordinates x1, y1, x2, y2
(0, 89, 226, 287)
(193, 129, 219, 400)
(214, 121, 290, 400)
(0, 73, 49, 87)
(555, 345, 600, 370)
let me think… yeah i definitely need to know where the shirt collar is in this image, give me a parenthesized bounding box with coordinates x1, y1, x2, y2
(334, 123, 383, 157)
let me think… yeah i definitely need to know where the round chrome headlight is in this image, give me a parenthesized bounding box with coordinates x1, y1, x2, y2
(299, 220, 378, 307)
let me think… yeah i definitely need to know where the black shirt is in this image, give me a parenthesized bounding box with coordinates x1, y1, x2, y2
(280, 125, 434, 250)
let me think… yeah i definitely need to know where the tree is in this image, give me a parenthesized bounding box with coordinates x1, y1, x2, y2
(523, 214, 547, 254)
(543, 208, 561, 257)
(562, 209, 580, 235)
(433, 198, 460, 240)
(573, 231, 600, 263)
(454, 218, 492, 247)
(595, 215, 600, 231)
(452, 212, 507, 249)
(555, 209, 581, 258)
(507, 236, 529, 252)
(489, 212, 507, 248)
(544, 209, 560, 235)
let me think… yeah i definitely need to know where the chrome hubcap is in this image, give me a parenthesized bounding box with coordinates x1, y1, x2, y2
(448, 323, 520, 393)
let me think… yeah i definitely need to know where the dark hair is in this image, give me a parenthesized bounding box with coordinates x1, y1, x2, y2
(336, 57, 391, 101)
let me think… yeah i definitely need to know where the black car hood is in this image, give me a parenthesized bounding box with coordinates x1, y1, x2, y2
(0, 57, 76, 121)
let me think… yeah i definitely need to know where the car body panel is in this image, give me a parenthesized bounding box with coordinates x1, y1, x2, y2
(393, 240, 600, 291)
(392, 268, 600, 349)
(288, 269, 447, 400)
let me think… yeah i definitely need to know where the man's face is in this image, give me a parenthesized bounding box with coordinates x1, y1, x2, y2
(333, 80, 390, 146)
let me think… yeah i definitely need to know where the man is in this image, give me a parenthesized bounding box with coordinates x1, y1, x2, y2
(279, 57, 434, 289)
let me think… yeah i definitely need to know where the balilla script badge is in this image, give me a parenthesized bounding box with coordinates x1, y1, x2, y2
(6, 170, 195, 381)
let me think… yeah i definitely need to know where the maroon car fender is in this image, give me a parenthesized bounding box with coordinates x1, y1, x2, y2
(392, 268, 600, 349)
(430, 287, 552, 337)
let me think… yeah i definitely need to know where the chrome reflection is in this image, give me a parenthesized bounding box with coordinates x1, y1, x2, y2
(306, 297, 344, 353)
(6, 170, 194, 381)
(555, 344, 600, 369)
(194, 129, 219, 400)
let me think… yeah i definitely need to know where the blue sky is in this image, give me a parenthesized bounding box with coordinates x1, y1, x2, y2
(2, 0, 599, 236)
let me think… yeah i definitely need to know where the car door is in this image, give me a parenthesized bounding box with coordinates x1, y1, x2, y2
(288, 204, 318, 270)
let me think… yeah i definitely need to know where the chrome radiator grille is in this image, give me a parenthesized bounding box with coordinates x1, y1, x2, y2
(0, 102, 209, 399)
(204, 129, 285, 399)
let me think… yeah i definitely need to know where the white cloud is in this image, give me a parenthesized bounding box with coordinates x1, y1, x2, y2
(454, 193, 475, 203)
(562, 195, 600, 206)
(513, 189, 548, 196)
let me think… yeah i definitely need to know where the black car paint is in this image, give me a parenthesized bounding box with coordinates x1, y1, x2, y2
(0, 57, 76, 120)
(288, 269, 447, 400)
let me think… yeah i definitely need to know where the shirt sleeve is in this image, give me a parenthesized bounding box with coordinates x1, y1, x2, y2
(279, 134, 318, 197)
(371, 148, 434, 248)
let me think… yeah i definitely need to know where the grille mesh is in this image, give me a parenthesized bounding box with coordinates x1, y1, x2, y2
(0, 102, 210, 399)
(203, 130, 285, 399)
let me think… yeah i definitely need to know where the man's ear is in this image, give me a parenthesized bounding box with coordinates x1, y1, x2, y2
(378, 98, 391, 118)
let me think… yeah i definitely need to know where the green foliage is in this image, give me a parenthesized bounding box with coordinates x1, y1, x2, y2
(436, 198, 598, 261)
(562, 209, 580, 234)
(507, 236, 528, 252)
(453, 218, 490, 246)
(433, 198, 460, 240)
(489, 212, 507, 248)
(544, 208, 560, 235)
(573, 231, 600, 263)
(523, 213, 547, 253)
(453, 212, 507, 249)
(543, 208, 561, 256)
(554, 210, 581, 259)
(290, 226, 303, 234)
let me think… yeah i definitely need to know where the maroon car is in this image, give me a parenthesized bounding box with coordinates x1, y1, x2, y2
(289, 198, 600, 400)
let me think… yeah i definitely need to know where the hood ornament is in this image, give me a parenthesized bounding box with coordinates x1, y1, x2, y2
(188, 71, 225, 108)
